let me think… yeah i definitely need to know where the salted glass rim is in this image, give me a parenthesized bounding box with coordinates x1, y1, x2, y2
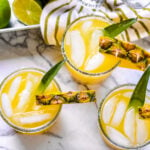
(98, 84, 150, 149)
(61, 15, 123, 77)
(0, 68, 62, 133)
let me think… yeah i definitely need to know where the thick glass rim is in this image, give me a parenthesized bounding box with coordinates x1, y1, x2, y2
(61, 15, 123, 77)
(98, 84, 150, 149)
(0, 68, 62, 133)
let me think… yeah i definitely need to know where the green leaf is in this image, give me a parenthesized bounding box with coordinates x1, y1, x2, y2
(103, 18, 137, 38)
(128, 66, 150, 109)
(37, 60, 65, 93)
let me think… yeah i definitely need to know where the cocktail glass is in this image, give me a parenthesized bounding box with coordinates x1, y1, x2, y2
(98, 84, 150, 149)
(61, 15, 121, 84)
(0, 68, 62, 134)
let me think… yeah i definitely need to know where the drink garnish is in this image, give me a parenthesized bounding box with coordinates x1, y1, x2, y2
(99, 36, 150, 70)
(103, 18, 137, 38)
(36, 90, 96, 105)
(37, 60, 65, 94)
(139, 104, 150, 119)
(128, 66, 150, 110)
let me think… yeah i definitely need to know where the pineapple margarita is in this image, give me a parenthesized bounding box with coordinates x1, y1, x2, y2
(0, 68, 61, 133)
(62, 16, 120, 84)
(99, 84, 150, 149)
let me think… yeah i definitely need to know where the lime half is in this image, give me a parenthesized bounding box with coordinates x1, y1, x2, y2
(13, 0, 42, 25)
(0, 0, 11, 29)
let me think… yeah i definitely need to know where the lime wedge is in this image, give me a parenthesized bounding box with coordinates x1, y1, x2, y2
(0, 0, 11, 28)
(12, 0, 42, 25)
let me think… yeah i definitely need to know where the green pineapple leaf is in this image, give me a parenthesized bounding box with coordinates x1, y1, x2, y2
(103, 18, 137, 38)
(128, 66, 150, 109)
(37, 60, 65, 93)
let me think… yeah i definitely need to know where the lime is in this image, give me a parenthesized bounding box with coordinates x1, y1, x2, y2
(13, 0, 42, 25)
(0, 0, 11, 29)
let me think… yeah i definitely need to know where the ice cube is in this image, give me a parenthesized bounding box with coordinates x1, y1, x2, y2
(70, 30, 85, 67)
(123, 91, 132, 98)
(19, 113, 50, 124)
(102, 97, 118, 124)
(136, 114, 148, 145)
(33, 105, 42, 111)
(1, 93, 12, 117)
(124, 108, 136, 143)
(17, 81, 33, 109)
(81, 21, 92, 33)
(8, 76, 22, 101)
(85, 53, 104, 71)
(90, 30, 103, 52)
(106, 126, 131, 147)
(111, 101, 127, 126)
(27, 73, 40, 85)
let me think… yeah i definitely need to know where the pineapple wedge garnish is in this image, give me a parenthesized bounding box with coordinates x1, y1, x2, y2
(36, 90, 96, 105)
(99, 36, 150, 70)
(139, 104, 150, 119)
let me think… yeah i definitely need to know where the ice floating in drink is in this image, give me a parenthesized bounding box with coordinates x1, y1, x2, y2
(17, 81, 33, 109)
(1, 93, 12, 117)
(81, 21, 92, 33)
(8, 76, 22, 101)
(70, 30, 85, 67)
(85, 53, 104, 71)
(14, 112, 51, 124)
(62, 16, 120, 84)
(0, 69, 61, 133)
(99, 85, 150, 149)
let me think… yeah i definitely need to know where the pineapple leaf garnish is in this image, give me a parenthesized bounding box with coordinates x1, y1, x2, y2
(128, 66, 150, 109)
(103, 18, 137, 38)
(36, 90, 96, 105)
(37, 60, 65, 93)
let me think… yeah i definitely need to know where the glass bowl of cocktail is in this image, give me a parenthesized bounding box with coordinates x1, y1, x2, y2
(98, 66, 150, 149)
(0, 68, 62, 134)
(61, 15, 137, 84)
(0, 61, 96, 134)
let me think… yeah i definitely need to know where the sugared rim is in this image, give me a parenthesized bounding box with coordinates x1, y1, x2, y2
(0, 68, 62, 133)
(61, 15, 123, 77)
(98, 84, 150, 149)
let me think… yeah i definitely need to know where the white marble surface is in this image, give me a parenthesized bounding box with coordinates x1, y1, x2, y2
(0, 29, 150, 150)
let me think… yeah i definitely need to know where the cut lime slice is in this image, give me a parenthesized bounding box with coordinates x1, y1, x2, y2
(0, 0, 11, 28)
(13, 0, 42, 25)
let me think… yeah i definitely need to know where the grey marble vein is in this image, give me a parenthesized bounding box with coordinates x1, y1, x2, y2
(43, 131, 63, 139)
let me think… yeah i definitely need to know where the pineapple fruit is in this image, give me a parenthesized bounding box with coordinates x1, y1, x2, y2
(99, 36, 150, 70)
(36, 90, 96, 105)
